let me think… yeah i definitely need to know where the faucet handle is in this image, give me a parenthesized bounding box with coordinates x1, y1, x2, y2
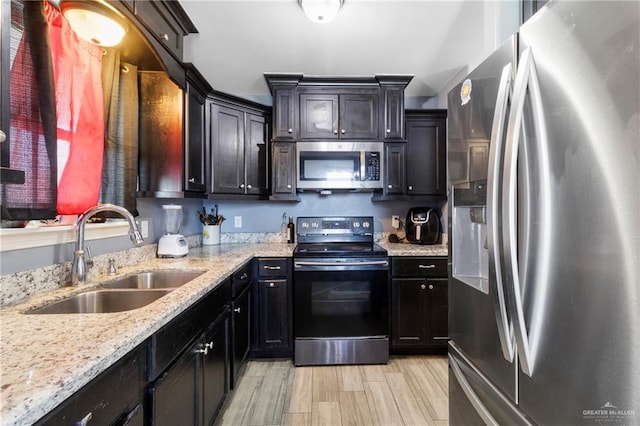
(85, 246, 94, 269)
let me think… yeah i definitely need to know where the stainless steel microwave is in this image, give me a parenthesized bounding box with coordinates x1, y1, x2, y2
(296, 141, 384, 191)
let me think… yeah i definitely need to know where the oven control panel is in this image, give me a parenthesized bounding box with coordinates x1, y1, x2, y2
(297, 216, 373, 236)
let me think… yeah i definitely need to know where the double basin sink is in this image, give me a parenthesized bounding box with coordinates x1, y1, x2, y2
(28, 270, 205, 315)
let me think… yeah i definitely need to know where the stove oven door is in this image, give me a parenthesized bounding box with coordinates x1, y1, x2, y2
(293, 258, 390, 365)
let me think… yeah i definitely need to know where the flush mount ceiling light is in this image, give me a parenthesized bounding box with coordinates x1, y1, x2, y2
(298, 0, 344, 24)
(59, 0, 128, 47)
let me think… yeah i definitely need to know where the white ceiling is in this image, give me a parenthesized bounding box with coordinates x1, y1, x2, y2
(180, 0, 520, 106)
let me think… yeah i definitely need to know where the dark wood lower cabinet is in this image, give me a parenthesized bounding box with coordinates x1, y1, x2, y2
(231, 285, 251, 388)
(149, 342, 197, 426)
(201, 314, 229, 426)
(251, 258, 293, 357)
(391, 257, 449, 352)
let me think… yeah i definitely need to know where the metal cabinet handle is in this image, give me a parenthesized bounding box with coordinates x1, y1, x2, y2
(247, 184, 252, 189)
(205, 341, 214, 349)
(418, 264, 436, 269)
(386, 128, 391, 133)
(333, 129, 338, 134)
(160, 33, 169, 41)
(341, 129, 346, 134)
(287, 184, 292, 189)
(269, 282, 275, 288)
(234, 307, 241, 313)
(240, 273, 248, 280)
(0, 130, 6, 143)
(387, 184, 393, 189)
(429, 284, 434, 290)
(240, 183, 245, 189)
(420, 284, 426, 290)
(188, 177, 195, 183)
(408, 185, 413, 191)
(264, 265, 281, 270)
(76, 411, 93, 426)
(288, 128, 293, 133)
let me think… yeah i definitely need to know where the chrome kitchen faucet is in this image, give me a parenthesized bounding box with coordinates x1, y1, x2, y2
(71, 204, 144, 286)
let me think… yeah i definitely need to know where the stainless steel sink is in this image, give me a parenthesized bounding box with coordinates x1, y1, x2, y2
(28, 289, 173, 314)
(102, 270, 204, 290)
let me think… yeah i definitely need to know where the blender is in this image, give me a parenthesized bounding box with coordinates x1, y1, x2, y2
(157, 205, 189, 258)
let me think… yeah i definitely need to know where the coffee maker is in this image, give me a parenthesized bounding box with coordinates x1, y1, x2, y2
(157, 205, 188, 257)
(405, 207, 441, 244)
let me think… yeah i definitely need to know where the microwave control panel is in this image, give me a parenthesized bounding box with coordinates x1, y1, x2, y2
(364, 151, 380, 181)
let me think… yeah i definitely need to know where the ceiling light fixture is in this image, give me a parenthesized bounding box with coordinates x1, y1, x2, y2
(298, 0, 344, 24)
(59, 0, 128, 47)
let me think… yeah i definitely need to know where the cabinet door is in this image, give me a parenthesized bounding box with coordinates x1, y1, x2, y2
(426, 278, 449, 347)
(256, 279, 289, 349)
(245, 113, 268, 195)
(201, 316, 229, 426)
(405, 116, 446, 196)
(211, 104, 245, 194)
(299, 93, 338, 139)
(382, 87, 404, 140)
(231, 287, 251, 388)
(139, 72, 184, 195)
(383, 143, 405, 195)
(270, 142, 297, 199)
(392, 278, 428, 347)
(185, 80, 207, 192)
(273, 88, 296, 140)
(149, 343, 197, 426)
(339, 93, 378, 139)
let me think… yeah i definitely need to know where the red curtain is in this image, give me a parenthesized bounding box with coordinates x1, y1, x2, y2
(45, 2, 104, 215)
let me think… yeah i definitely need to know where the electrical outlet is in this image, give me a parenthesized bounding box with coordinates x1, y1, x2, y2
(392, 215, 400, 229)
(234, 216, 242, 228)
(137, 219, 149, 238)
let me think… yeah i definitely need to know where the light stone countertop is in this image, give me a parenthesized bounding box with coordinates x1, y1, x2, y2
(0, 243, 293, 426)
(0, 241, 447, 425)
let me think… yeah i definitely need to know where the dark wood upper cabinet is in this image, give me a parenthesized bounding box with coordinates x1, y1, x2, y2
(184, 64, 212, 193)
(209, 92, 270, 198)
(404, 110, 447, 197)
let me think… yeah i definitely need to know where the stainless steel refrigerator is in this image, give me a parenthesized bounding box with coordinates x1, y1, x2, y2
(447, 2, 639, 424)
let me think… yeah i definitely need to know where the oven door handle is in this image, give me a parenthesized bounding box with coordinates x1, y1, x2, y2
(294, 260, 389, 267)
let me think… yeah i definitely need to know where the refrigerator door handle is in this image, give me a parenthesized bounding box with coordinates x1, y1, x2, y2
(486, 63, 516, 363)
(449, 353, 500, 426)
(502, 47, 550, 377)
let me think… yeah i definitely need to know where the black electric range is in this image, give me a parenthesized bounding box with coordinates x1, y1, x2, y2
(292, 216, 390, 366)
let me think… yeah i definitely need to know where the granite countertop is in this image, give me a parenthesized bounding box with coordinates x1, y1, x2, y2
(379, 241, 448, 257)
(0, 241, 447, 425)
(0, 243, 293, 426)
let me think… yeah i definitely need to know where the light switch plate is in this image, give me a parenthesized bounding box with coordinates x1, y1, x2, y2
(234, 216, 242, 228)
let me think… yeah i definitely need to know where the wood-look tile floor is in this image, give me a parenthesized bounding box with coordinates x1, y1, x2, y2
(218, 355, 449, 426)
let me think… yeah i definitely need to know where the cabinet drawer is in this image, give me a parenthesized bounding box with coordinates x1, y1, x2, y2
(257, 258, 289, 278)
(135, 0, 183, 60)
(392, 257, 447, 278)
(149, 279, 230, 380)
(232, 262, 252, 298)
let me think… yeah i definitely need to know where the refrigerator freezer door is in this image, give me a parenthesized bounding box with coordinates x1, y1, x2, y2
(513, 2, 640, 424)
(448, 35, 518, 404)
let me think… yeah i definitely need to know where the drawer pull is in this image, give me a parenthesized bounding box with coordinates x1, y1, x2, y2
(418, 264, 436, 269)
(420, 284, 426, 290)
(234, 307, 241, 313)
(264, 265, 281, 270)
(76, 411, 93, 426)
(160, 33, 169, 41)
(269, 282, 275, 288)
(240, 273, 248, 280)
(429, 284, 434, 290)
